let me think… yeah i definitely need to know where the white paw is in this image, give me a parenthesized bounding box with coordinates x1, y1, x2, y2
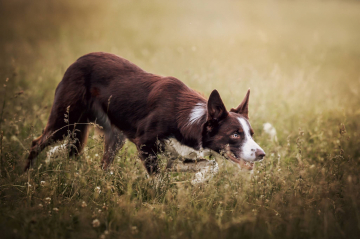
(45, 143, 68, 164)
(191, 160, 219, 184)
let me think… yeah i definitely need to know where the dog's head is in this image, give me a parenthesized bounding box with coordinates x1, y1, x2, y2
(202, 89, 265, 170)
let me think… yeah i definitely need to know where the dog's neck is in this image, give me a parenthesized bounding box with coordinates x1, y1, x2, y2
(176, 100, 207, 150)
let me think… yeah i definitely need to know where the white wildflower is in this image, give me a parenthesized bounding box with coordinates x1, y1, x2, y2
(95, 186, 101, 194)
(263, 123, 278, 142)
(92, 219, 100, 227)
(10, 135, 20, 142)
(45, 197, 51, 204)
(131, 226, 138, 235)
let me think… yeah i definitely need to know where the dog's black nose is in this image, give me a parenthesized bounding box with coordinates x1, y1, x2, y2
(255, 149, 266, 159)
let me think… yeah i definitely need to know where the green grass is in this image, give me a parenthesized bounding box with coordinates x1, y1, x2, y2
(1, 0, 360, 238)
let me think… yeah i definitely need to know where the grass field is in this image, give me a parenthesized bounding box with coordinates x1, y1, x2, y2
(1, 0, 360, 238)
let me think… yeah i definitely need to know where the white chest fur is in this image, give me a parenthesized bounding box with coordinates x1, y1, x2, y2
(164, 138, 211, 160)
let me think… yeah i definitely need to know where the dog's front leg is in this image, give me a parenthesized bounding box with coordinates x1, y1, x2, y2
(167, 158, 219, 184)
(166, 158, 210, 172)
(143, 155, 160, 175)
(137, 144, 160, 175)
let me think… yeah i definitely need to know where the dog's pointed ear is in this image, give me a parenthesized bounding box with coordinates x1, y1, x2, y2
(207, 89, 228, 123)
(230, 89, 250, 119)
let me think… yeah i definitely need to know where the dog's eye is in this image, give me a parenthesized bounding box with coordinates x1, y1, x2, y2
(231, 133, 241, 139)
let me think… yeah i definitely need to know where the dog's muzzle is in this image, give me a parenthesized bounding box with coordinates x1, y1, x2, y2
(224, 148, 266, 170)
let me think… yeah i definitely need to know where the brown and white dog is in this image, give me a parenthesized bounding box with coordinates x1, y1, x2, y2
(25, 52, 265, 178)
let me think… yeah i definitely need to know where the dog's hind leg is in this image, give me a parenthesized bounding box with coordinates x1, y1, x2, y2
(25, 120, 91, 171)
(25, 123, 70, 171)
(25, 102, 90, 171)
(101, 126, 126, 169)
(68, 124, 90, 158)
(90, 101, 126, 169)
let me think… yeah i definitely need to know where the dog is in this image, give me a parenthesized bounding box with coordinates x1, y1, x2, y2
(25, 52, 265, 177)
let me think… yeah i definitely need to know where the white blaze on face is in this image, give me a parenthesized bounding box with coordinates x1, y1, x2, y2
(238, 118, 264, 162)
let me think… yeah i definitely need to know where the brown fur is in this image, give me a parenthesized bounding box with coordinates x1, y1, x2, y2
(25, 52, 264, 174)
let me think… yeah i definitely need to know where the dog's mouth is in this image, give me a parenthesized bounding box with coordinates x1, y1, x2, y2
(224, 151, 254, 170)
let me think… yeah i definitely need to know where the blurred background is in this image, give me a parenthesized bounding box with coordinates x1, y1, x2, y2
(1, 0, 360, 152)
(0, 1, 360, 238)
(1, 0, 359, 118)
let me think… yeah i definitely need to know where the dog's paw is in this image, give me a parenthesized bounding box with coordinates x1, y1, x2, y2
(191, 160, 219, 184)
